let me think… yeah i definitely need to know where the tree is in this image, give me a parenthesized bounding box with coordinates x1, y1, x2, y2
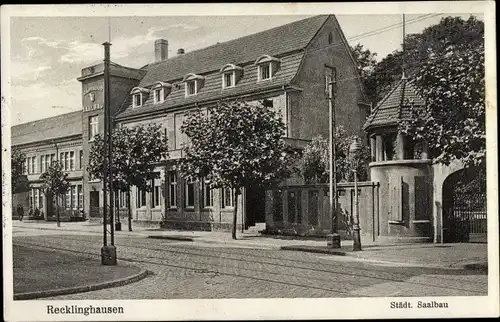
(87, 124, 168, 231)
(368, 16, 484, 105)
(399, 41, 485, 168)
(40, 161, 70, 227)
(351, 43, 378, 104)
(180, 100, 296, 239)
(11, 148, 29, 194)
(298, 126, 370, 184)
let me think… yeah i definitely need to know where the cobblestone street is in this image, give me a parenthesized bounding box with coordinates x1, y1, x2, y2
(12, 227, 487, 299)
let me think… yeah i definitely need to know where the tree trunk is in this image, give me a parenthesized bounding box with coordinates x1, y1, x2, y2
(127, 190, 132, 231)
(56, 193, 61, 227)
(232, 189, 240, 240)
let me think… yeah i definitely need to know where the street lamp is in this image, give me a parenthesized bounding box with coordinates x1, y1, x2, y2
(349, 136, 362, 251)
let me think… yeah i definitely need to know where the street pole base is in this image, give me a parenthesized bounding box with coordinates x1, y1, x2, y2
(115, 222, 122, 231)
(327, 233, 341, 248)
(352, 229, 362, 251)
(101, 246, 117, 265)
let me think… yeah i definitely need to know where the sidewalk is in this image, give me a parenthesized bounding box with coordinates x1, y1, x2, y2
(12, 220, 488, 271)
(13, 244, 148, 300)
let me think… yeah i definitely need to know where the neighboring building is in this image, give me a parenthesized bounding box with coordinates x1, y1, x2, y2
(11, 15, 370, 231)
(11, 111, 84, 220)
(263, 76, 486, 243)
(112, 14, 369, 230)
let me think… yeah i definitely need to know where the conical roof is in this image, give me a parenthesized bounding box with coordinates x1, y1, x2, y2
(363, 78, 425, 131)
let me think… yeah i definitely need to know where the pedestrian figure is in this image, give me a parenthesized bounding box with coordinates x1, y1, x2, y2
(29, 207, 33, 218)
(34, 207, 40, 218)
(17, 204, 24, 221)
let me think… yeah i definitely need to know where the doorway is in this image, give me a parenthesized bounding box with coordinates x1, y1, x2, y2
(244, 186, 266, 229)
(89, 191, 100, 218)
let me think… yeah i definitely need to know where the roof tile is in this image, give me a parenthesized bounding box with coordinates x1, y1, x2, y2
(11, 111, 82, 146)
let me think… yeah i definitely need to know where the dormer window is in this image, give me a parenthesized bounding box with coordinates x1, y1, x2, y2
(187, 81, 197, 96)
(220, 64, 243, 89)
(224, 73, 234, 88)
(133, 93, 142, 107)
(130, 87, 150, 108)
(255, 55, 280, 82)
(154, 88, 163, 103)
(152, 81, 172, 104)
(183, 73, 205, 97)
(260, 64, 271, 80)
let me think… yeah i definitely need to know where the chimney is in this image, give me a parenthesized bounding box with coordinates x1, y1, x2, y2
(155, 39, 168, 62)
(177, 48, 185, 55)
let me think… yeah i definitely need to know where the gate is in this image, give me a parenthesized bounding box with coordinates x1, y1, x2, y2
(443, 166, 487, 243)
(449, 191, 487, 242)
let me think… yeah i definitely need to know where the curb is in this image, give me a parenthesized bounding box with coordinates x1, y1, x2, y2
(147, 235, 194, 242)
(14, 269, 150, 300)
(279, 246, 489, 271)
(280, 245, 347, 256)
(148, 235, 280, 249)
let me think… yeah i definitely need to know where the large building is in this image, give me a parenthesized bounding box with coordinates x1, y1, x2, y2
(12, 15, 369, 230)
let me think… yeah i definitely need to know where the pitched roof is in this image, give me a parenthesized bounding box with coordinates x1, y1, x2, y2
(363, 78, 426, 130)
(118, 52, 304, 119)
(11, 111, 82, 146)
(138, 15, 328, 87)
(116, 15, 329, 120)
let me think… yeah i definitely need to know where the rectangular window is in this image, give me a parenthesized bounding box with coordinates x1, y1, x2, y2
(184, 180, 195, 208)
(29, 189, 34, 209)
(169, 171, 177, 208)
(202, 179, 214, 208)
(154, 88, 163, 104)
(222, 188, 235, 208)
(260, 64, 271, 80)
(50, 153, 55, 164)
(133, 93, 142, 108)
(38, 189, 44, 210)
(79, 150, 84, 169)
(34, 188, 39, 211)
(70, 151, 75, 170)
(89, 116, 99, 140)
(65, 190, 71, 209)
(136, 187, 147, 208)
(60, 152, 64, 168)
(40, 155, 45, 173)
(186, 81, 196, 96)
(223, 72, 234, 88)
(154, 185, 161, 208)
(77, 185, 83, 209)
(71, 186, 77, 209)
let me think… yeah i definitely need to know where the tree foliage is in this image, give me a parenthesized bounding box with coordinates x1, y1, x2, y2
(399, 17, 485, 167)
(87, 124, 168, 231)
(364, 16, 484, 105)
(40, 161, 70, 198)
(298, 126, 370, 184)
(351, 43, 378, 104)
(180, 100, 296, 239)
(11, 148, 29, 193)
(87, 124, 169, 193)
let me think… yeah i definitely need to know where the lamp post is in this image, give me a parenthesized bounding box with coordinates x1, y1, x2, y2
(101, 41, 117, 265)
(327, 80, 341, 248)
(349, 137, 362, 251)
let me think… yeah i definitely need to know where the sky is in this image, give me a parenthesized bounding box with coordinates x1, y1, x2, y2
(8, 13, 482, 125)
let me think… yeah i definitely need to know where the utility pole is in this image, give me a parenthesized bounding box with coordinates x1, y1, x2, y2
(327, 80, 341, 249)
(101, 41, 116, 265)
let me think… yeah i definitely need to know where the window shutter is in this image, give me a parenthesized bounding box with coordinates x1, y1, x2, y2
(389, 176, 403, 221)
(414, 176, 429, 220)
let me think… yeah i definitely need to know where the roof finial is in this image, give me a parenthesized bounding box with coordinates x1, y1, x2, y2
(401, 13, 407, 80)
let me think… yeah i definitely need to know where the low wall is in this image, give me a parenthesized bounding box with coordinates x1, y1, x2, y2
(264, 182, 379, 240)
